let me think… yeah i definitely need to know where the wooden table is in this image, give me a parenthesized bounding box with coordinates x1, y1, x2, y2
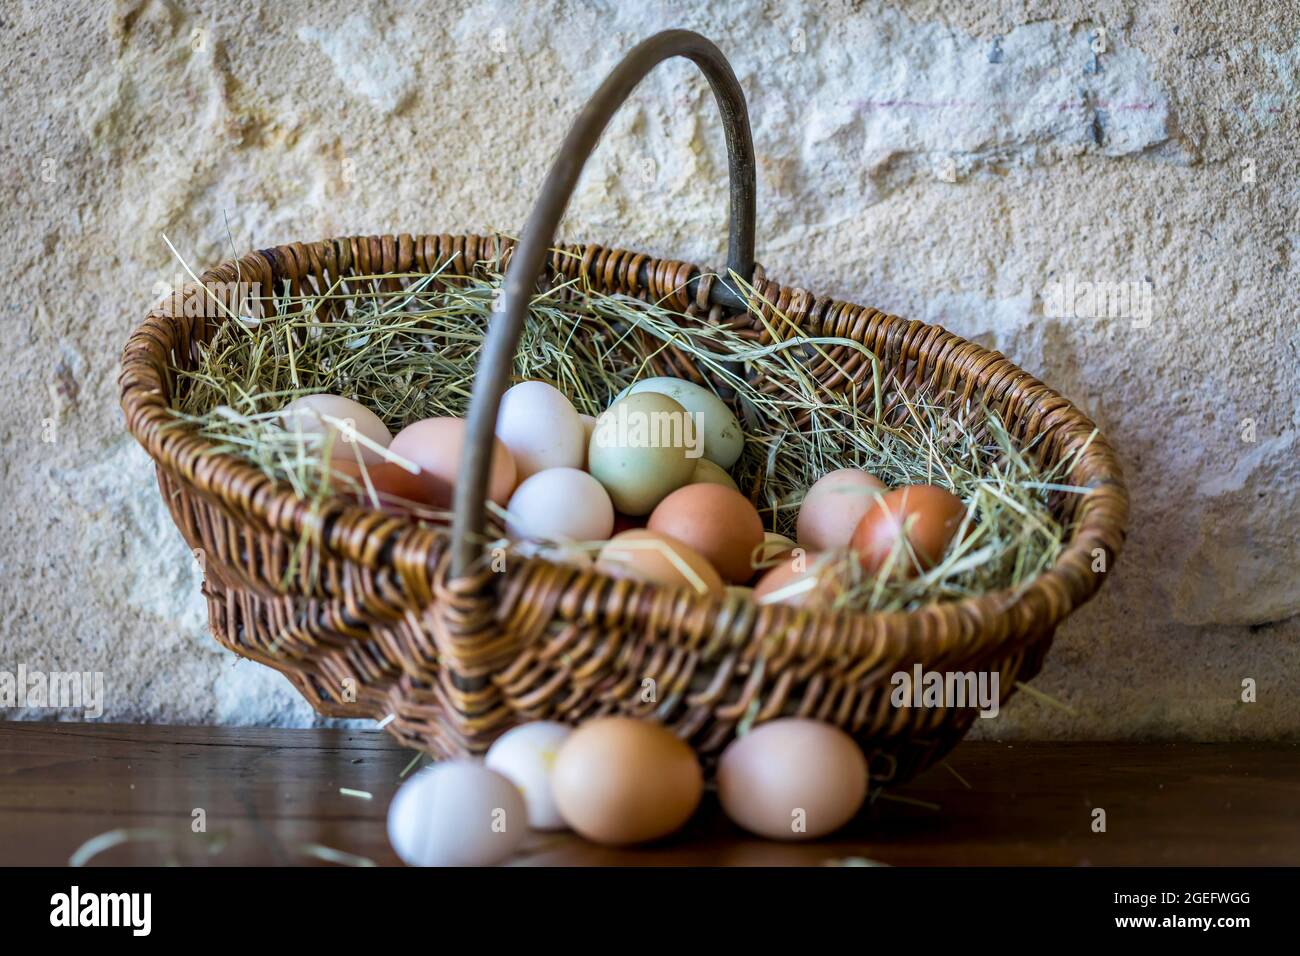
(1, 722, 1296, 866)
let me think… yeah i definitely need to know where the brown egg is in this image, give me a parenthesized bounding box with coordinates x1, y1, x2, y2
(551, 717, 703, 846)
(388, 417, 518, 507)
(850, 483, 966, 577)
(330, 459, 444, 512)
(752, 551, 847, 610)
(595, 529, 724, 598)
(717, 718, 868, 840)
(647, 483, 764, 584)
(796, 468, 887, 551)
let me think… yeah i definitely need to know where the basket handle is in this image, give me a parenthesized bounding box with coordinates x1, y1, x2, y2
(449, 30, 756, 577)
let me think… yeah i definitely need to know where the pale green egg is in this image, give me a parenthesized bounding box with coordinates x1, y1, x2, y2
(617, 376, 744, 469)
(587, 392, 697, 515)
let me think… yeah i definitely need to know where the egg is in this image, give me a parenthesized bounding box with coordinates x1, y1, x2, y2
(595, 529, 724, 597)
(752, 551, 846, 610)
(388, 417, 517, 507)
(647, 483, 765, 584)
(329, 458, 444, 512)
(618, 376, 744, 468)
(506, 467, 614, 542)
(689, 457, 740, 492)
(850, 483, 967, 577)
(485, 721, 573, 831)
(717, 718, 869, 840)
(281, 394, 393, 464)
(493, 380, 586, 481)
(578, 412, 598, 469)
(796, 468, 887, 551)
(587, 392, 696, 515)
(386, 761, 527, 866)
(551, 717, 703, 845)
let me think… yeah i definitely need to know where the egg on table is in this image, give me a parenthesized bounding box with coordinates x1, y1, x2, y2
(386, 761, 527, 866)
(717, 718, 869, 840)
(617, 376, 744, 469)
(796, 468, 887, 551)
(595, 529, 724, 598)
(388, 416, 517, 508)
(850, 483, 967, 577)
(587, 392, 696, 515)
(485, 721, 573, 831)
(647, 483, 765, 584)
(495, 381, 586, 481)
(280, 394, 393, 464)
(506, 467, 614, 542)
(551, 717, 703, 845)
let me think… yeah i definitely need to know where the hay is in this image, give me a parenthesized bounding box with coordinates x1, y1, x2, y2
(164, 252, 1083, 613)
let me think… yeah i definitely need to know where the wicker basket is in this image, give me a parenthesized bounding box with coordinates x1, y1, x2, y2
(119, 31, 1127, 786)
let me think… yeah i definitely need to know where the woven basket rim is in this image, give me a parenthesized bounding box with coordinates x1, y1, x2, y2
(120, 232, 1129, 667)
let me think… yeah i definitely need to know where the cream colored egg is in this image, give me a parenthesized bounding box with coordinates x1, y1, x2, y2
(796, 468, 887, 551)
(280, 394, 392, 464)
(485, 721, 573, 831)
(587, 393, 696, 515)
(495, 381, 585, 481)
(386, 761, 527, 866)
(578, 413, 597, 469)
(717, 718, 868, 840)
(689, 457, 740, 492)
(618, 376, 744, 468)
(506, 467, 614, 542)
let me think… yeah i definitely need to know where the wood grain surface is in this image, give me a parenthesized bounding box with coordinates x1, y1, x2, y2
(1, 722, 1296, 866)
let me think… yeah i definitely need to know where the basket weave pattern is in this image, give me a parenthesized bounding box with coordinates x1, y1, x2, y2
(120, 233, 1128, 784)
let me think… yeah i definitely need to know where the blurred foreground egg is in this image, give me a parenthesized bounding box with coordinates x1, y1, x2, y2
(551, 717, 703, 845)
(485, 721, 573, 831)
(387, 761, 527, 866)
(752, 552, 845, 610)
(717, 718, 868, 840)
(595, 529, 723, 597)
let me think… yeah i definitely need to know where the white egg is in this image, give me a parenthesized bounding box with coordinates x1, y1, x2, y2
(386, 761, 527, 867)
(495, 381, 585, 481)
(506, 467, 614, 542)
(280, 394, 392, 464)
(484, 721, 573, 831)
(617, 376, 744, 468)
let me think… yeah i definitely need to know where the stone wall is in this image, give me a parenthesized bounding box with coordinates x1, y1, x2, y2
(2, 0, 1296, 737)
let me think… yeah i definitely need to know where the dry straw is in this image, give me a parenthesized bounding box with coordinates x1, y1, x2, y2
(165, 254, 1086, 613)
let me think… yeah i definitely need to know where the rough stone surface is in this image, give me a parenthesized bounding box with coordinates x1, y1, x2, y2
(1, 0, 1296, 738)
